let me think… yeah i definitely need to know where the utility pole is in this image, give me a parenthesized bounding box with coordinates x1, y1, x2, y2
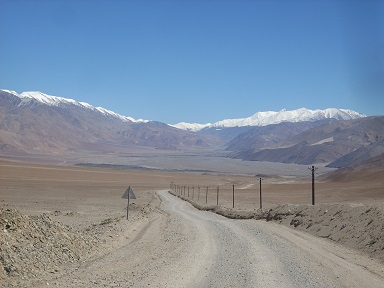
(309, 166, 318, 205)
(216, 186, 219, 206)
(259, 178, 263, 210)
(232, 184, 235, 208)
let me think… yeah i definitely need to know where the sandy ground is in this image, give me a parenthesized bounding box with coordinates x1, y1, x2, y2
(1, 159, 384, 287)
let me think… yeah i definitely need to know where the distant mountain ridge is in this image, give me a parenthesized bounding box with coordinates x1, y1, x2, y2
(1, 89, 379, 169)
(3, 90, 366, 130)
(0, 89, 210, 154)
(172, 108, 365, 131)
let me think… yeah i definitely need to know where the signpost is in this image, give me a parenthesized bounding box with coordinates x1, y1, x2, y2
(122, 186, 136, 220)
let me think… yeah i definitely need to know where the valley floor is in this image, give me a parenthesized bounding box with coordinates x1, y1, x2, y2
(1, 160, 384, 287)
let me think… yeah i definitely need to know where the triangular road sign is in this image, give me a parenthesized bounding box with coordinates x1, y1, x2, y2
(122, 186, 136, 199)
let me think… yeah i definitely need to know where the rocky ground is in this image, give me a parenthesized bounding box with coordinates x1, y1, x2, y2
(0, 208, 100, 285)
(0, 200, 158, 288)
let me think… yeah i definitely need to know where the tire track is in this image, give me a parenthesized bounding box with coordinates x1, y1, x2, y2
(49, 190, 384, 287)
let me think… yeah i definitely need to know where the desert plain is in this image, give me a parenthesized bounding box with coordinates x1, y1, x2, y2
(1, 152, 384, 287)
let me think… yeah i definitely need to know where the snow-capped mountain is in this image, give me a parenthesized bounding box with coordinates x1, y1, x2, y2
(4, 90, 366, 131)
(0, 89, 209, 154)
(171, 122, 212, 131)
(172, 108, 366, 131)
(3, 90, 148, 123)
(0, 89, 380, 168)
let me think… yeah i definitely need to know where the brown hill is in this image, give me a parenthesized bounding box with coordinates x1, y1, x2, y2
(325, 153, 384, 183)
(327, 140, 384, 168)
(225, 120, 334, 152)
(229, 116, 384, 166)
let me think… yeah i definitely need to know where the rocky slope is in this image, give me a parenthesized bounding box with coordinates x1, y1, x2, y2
(0, 209, 100, 287)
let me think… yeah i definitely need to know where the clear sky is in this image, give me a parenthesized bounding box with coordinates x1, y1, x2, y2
(1, 0, 383, 124)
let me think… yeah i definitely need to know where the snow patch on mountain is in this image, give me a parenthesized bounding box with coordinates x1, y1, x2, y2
(172, 108, 366, 131)
(20, 91, 78, 106)
(4, 90, 148, 123)
(171, 122, 212, 132)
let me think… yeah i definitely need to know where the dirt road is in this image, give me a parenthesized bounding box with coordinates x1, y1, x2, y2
(44, 190, 384, 288)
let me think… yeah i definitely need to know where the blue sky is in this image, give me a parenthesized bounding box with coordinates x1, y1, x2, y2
(1, 0, 383, 123)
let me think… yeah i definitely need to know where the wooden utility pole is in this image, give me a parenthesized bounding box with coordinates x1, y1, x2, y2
(232, 184, 235, 208)
(216, 186, 219, 206)
(309, 166, 318, 205)
(259, 178, 263, 210)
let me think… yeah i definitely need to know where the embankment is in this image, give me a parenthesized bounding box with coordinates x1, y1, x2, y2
(170, 190, 384, 263)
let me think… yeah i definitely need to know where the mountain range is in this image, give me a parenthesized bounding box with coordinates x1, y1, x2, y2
(0, 90, 209, 154)
(171, 108, 364, 131)
(1, 89, 382, 169)
(228, 116, 384, 167)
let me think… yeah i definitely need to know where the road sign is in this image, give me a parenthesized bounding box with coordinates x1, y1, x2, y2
(122, 186, 136, 199)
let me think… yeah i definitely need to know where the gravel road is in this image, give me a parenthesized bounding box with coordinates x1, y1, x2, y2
(48, 190, 384, 288)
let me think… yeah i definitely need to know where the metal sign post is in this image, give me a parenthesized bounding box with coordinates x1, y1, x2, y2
(122, 186, 136, 220)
